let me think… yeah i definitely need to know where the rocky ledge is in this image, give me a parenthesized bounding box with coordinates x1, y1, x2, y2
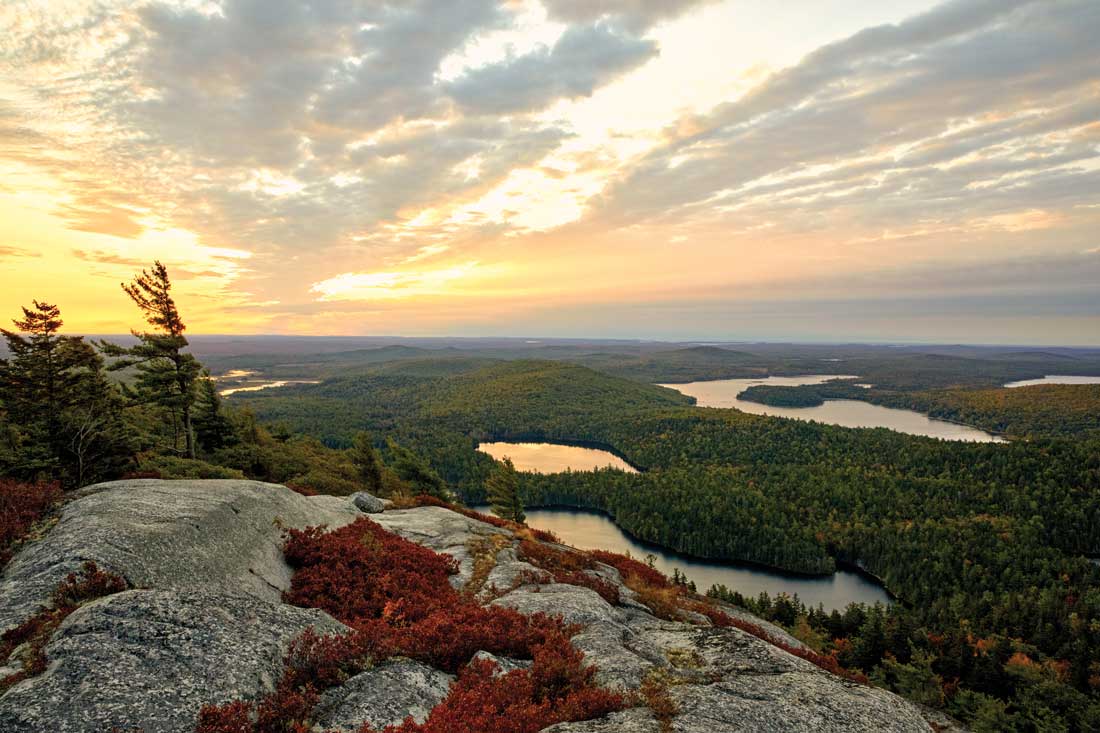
(0, 480, 949, 732)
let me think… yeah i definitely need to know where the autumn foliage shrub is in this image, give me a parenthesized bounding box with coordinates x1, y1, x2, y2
(517, 540, 620, 604)
(200, 517, 623, 733)
(0, 560, 127, 694)
(195, 701, 252, 733)
(550, 571, 621, 606)
(0, 479, 62, 568)
(590, 550, 671, 590)
(365, 642, 623, 733)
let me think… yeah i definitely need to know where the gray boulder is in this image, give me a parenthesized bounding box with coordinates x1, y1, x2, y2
(491, 582, 621, 626)
(352, 491, 387, 514)
(546, 620, 934, 733)
(313, 658, 454, 732)
(0, 589, 349, 733)
(0, 478, 360, 634)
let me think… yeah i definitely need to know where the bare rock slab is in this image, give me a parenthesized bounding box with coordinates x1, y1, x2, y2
(0, 479, 360, 634)
(313, 658, 454, 732)
(0, 589, 349, 733)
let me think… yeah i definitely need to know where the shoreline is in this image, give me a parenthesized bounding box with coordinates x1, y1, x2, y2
(514, 502, 899, 603)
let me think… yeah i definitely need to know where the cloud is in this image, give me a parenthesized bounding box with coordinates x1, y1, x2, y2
(60, 198, 145, 239)
(595, 0, 1100, 232)
(447, 22, 658, 113)
(0, 246, 39, 260)
(71, 249, 147, 268)
(310, 262, 484, 301)
(0, 0, 657, 273)
(541, 0, 715, 32)
(3, 0, 1099, 342)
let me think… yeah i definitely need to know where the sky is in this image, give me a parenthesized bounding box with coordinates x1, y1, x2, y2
(1, 0, 1098, 344)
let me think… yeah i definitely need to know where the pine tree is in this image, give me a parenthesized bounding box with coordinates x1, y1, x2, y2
(485, 457, 524, 524)
(100, 262, 202, 458)
(0, 301, 133, 485)
(351, 431, 384, 495)
(193, 374, 236, 453)
(386, 438, 453, 501)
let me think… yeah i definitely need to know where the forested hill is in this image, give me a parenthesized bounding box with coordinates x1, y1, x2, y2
(193, 338, 1100, 391)
(239, 359, 692, 450)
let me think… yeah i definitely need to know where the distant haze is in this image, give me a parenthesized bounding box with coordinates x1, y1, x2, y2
(1, 1, 1098, 344)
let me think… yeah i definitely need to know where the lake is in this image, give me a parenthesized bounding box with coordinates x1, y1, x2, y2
(478, 442, 638, 474)
(523, 506, 891, 611)
(220, 379, 320, 397)
(1004, 375, 1100, 388)
(662, 375, 1003, 442)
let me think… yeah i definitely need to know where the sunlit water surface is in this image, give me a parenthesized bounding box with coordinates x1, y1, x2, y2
(1004, 375, 1100, 388)
(522, 507, 892, 611)
(477, 442, 638, 474)
(662, 376, 1003, 442)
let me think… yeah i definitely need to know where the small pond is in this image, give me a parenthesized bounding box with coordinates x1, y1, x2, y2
(477, 442, 638, 474)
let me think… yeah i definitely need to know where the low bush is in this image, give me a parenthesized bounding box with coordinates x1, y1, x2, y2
(516, 541, 620, 605)
(550, 571, 621, 606)
(285, 469, 361, 496)
(200, 517, 624, 732)
(0, 561, 127, 694)
(365, 645, 623, 733)
(590, 550, 671, 590)
(0, 479, 62, 569)
(137, 454, 245, 480)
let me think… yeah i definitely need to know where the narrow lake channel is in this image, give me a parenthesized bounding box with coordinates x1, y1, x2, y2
(522, 506, 892, 611)
(662, 375, 1003, 442)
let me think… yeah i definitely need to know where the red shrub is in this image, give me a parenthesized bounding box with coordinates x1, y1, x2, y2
(0, 479, 62, 568)
(202, 517, 624, 733)
(516, 540, 621, 604)
(50, 560, 127, 607)
(365, 646, 623, 733)
(518, 539, 594, 573)
(550, 571, 620, 606)
(283, 519, 459, 632)
(0, 561, 127, 694)
(196, 701, 253, 733)
(285, 483, 319, 497)
(283, 518, 570, 673)
(590, 550, 670, 590)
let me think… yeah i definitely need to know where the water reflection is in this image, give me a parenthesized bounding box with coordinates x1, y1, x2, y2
(663, 376, 1003, 442)
(478, 442, 638, 474)
(523, 506, 891, 611)
(1004, 375, 1100, 388)
(220, 380, 320, 397)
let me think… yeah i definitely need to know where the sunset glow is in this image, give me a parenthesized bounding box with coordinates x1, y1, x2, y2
(2, 0, 1098, 342)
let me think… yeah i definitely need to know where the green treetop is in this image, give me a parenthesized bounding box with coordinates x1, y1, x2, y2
(100, 262, 202, 459)
(486, 456, 525, 524)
